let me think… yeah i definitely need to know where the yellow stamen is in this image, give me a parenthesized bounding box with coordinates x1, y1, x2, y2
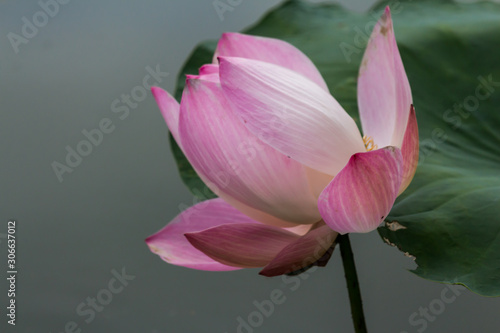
(363, 136, 378, 151)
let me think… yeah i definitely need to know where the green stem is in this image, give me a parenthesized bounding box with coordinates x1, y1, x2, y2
(338, 234, 368, 333)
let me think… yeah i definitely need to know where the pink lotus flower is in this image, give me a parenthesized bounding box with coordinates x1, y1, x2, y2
(146, 7, 418, 276)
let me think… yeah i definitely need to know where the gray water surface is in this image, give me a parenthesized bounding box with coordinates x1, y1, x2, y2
(1, 0, 499, 332)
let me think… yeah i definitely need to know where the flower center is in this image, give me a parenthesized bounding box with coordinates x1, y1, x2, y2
(363, 136, 378, 151)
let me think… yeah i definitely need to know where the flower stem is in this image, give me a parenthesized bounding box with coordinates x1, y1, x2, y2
(338, 234, 368, 333)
